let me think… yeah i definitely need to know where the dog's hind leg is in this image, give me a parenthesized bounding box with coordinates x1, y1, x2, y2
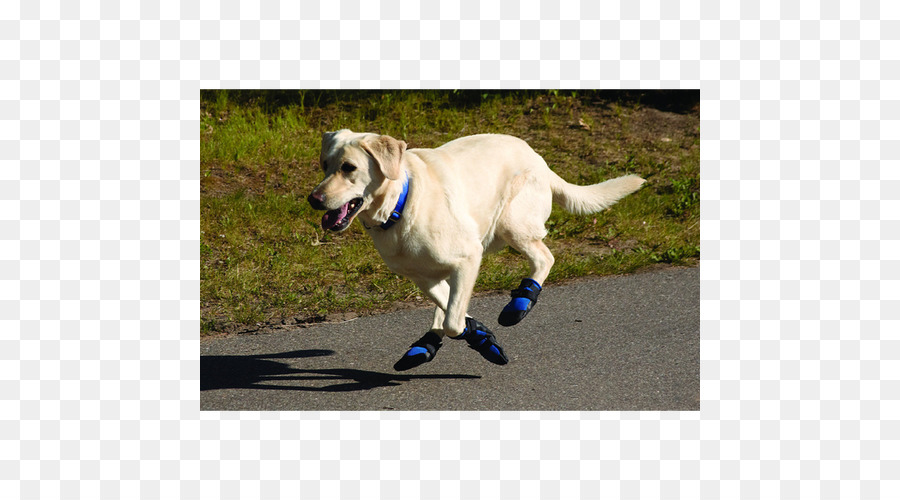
(497, 236, 555, 327)
(493, 177, 556, 326)
(509, 237, 555, 285)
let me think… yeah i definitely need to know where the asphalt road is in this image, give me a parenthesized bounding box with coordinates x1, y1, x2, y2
(201, 266, 699, 411)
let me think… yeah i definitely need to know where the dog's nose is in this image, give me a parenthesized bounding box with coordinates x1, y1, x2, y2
(308, 193, 326, 210)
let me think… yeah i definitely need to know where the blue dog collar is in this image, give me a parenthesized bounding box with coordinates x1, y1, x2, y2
(379, 173, 409, 230)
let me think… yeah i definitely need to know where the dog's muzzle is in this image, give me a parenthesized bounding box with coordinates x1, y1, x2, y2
(308, 193, 327, 211)
(308, 192, 365, 232)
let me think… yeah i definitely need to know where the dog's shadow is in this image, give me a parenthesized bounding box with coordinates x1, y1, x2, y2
(200, 349, 480, 392)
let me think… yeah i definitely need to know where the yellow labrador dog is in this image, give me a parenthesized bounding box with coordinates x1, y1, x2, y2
(308, 130, 644, 370)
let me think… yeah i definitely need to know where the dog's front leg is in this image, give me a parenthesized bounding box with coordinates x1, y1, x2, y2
(393, 277, 450, 371)
(395, 249, 508, 369)
(442, 253, 482, 338)
(409, 278, 450, 334)
(443, 252, 510, 365)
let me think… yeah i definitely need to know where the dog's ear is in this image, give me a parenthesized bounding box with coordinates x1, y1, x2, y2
(321, 130, 342, 151)
(361, 134, 406, 181)
(320, 130, 340, 167)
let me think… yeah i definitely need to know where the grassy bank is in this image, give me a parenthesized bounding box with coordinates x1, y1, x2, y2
(201, 90, 699, 335)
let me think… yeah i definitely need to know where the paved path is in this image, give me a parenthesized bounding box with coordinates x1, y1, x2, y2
(201, 266, 699, 411)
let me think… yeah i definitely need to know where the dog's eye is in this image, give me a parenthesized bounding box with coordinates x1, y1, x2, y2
(341, 163, 356, 173)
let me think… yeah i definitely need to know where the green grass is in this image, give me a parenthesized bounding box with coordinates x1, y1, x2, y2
(201, 90, 700, 335)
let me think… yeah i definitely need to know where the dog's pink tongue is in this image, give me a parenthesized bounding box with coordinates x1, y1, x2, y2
(321, 203, 349, 230)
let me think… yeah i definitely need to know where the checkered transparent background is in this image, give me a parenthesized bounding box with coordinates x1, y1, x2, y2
(2, 0, 898, 498)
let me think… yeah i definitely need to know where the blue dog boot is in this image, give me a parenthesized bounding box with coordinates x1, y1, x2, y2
(498, 278, 542, 327)
(394, 331, 442, 371)
(455, 317, 508, 365)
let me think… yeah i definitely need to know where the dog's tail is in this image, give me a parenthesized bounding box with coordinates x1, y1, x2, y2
(549, 172, 646, 215)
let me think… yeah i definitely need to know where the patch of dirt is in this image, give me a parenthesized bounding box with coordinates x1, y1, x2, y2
(552, 239, 616, 258)
(201, 158, 317, 198)
(629, 107, 699, 147)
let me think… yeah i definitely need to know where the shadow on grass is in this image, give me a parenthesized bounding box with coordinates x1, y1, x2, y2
(587, 89, 700, 114)
(199, 89, 700, 115)
(200, 349, 480, 392)
(200, 89, 508, 111)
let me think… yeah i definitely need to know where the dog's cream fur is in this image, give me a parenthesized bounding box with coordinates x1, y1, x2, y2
(310, 130, 645, 338)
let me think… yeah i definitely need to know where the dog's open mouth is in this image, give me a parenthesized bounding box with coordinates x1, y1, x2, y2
(321, 197, 363, 232)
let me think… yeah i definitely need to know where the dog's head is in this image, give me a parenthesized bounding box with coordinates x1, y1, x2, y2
(308, 129, 407, 232)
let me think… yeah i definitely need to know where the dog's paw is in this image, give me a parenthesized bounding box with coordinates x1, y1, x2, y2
(455, 318, 508, 365)
(393, 331, 443, 371)
(498, 278, 541, 327)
